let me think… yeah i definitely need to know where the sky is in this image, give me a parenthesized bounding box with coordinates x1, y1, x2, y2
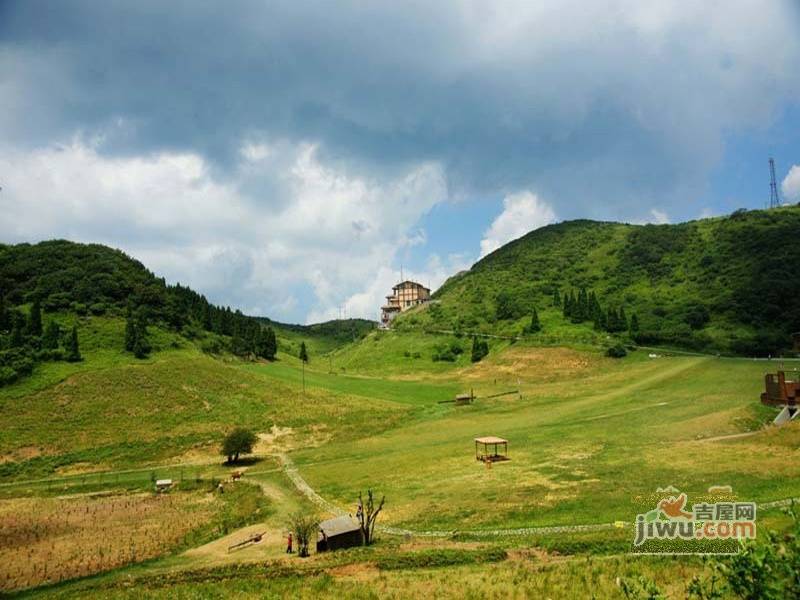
(1, 1, 799, 324)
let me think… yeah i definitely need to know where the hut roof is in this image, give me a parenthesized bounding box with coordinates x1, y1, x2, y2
(319, 516, 360, 537)
(474, 436, 507, 445)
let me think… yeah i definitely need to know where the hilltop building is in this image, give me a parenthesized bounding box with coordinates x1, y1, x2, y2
(381, 280, 430, 326)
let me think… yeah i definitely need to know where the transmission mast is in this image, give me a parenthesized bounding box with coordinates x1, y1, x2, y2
(769, 157, 781, 208)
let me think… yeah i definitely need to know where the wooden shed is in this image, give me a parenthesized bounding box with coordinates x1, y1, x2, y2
(317, 516, 362, 552)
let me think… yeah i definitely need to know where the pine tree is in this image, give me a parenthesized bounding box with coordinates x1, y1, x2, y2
(42, 320, 60, 350)
(552, 289, 561, 307)
(527, 307, 542, 333)
(619, 307, 628, 332)
(124, 310, 137, 352)
(202, 303, 213, 330)
(629, 313, 640, 338)
(264, 327, 277, 360)
(607, 307, 619, 332)
(299, 341, 309, 363)
(133, 315, 151, 359)
(10, 315, 24, 348)
(132, 330, 151, 359)
(28, 299, 43, 337)
(0, 294, 8, 332)
(569, 290, 580, 323)
(470, 336, 489, 363)
(66, 326, 82, 362)
(577, 288, 588, 321)
(594, 308, 607, 331)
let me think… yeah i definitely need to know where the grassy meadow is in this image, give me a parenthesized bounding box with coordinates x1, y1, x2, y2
(2, 312, 800, 597)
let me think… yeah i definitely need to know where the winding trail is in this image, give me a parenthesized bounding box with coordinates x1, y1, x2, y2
(278, 452, 621, 538)
(278, 452, 800, 539)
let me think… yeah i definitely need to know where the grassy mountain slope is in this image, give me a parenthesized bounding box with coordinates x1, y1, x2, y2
(0, 240, 373, 386)
(267, 318, 376, 358)
(393, 206, 800, 355)
(0, 314, 408, 481)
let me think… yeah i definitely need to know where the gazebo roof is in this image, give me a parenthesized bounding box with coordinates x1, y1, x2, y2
(474, 436, 507, 444)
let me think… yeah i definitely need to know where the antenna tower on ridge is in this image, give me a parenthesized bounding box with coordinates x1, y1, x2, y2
(769, 157, 781, 208)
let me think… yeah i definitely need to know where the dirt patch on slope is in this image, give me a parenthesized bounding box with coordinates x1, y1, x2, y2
(0, 446, 42, 464)
(460, 347, 601, 382)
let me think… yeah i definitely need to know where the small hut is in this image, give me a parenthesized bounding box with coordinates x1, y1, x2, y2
(455, 391, 474, 405)
(155, 479, 173, 493)
(474, 436, 509, 462)
(317, 516, 362, 552)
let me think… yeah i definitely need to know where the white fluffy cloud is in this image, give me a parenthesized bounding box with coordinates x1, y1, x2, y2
(479, 191, 556, 258)
(782, 165, 800, 202)
(1, 136, 447, 322)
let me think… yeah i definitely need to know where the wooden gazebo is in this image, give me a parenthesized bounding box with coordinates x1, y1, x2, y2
(474, 436, 509, 462)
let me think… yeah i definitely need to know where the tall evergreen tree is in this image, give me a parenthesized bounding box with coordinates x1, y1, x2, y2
(132, 315, 151, 359)
(124, 310, 137, 352)
(527, 307, 542, 333)
(66, 326, 82, 362)
(202, 303, 213, 330)
(10, 315, 24, 348)
(577, 288, 588, 321)
(263, 327, 277, 360)
(629, 313, 640, 338)
(552, 289, 561, 307)
(607, 307, 619, 332)
(470, 336, 489, 363)
(619, 307, 628, 332)
(594, 307, 607, 331)
(41, 320, 60, 350)
(0, 294, 8, 332)
(28, 299, 43, 337)
(299, 341, 309, 363)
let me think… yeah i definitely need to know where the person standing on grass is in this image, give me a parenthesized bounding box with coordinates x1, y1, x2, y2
(286, 531, 293, 554)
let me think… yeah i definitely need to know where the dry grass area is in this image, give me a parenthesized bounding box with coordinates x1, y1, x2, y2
(0, 491, 217, 592)
(460, 346, 604, 382)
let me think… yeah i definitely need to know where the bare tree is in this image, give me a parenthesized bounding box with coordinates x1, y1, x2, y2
(289, 511, 318, 557)
(356, 490, 385, 545)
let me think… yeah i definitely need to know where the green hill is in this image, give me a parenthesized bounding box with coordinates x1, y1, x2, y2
(0, 240, 371, 386)
(392, 206, 800, 356)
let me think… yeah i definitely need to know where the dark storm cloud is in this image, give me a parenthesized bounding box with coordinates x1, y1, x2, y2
(2, 0, 799, 219)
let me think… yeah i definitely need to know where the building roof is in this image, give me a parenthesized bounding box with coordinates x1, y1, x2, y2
(392, 280, 430, 292)
(319, 516, 360, 537)
(474, 436, 508, 445)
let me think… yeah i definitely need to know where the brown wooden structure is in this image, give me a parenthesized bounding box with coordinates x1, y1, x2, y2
(227, 531, 264, 552)
(761, 371, 799, 411)
(317, 516, 362, 552)
(474, 436, 509, 462)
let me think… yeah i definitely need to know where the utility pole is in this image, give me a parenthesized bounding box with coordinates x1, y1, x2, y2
(302, 359, 305, 396)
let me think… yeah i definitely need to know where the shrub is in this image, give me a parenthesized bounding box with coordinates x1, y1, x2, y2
(471, 337, 489, 363)
(89, 303, 107, 316)
(606, 344, 627, 358)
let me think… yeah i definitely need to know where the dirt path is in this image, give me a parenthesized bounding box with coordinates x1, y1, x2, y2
(697, 431, 760, 443)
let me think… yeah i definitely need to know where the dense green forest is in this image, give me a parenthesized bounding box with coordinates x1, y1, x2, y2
(396, 206, 800, 355)
(0, 240, 279, 385)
